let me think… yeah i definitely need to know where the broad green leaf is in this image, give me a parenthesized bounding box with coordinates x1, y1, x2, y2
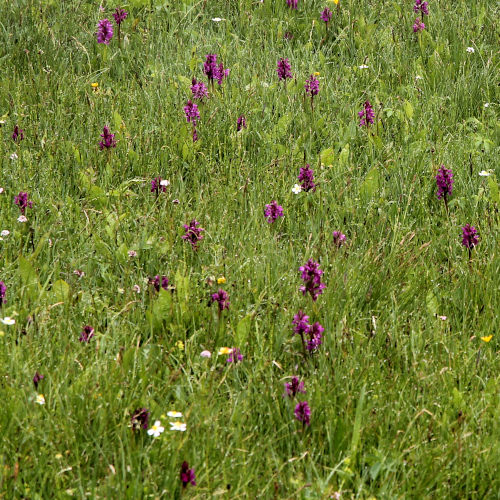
(360, 167, 379, 199)
(236, 314, 252, 344)
(488, 176, 499, 203)
(153, 289, 172, 321)
(50, 280, 70, 304)
(403, 100, 413, 120)
(320, 147, 334, 165)
(426, 290, 439, 316)
(113, 110, 122, 131)
(19, 255, 40, 299)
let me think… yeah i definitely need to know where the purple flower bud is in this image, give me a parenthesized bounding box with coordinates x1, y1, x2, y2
(33, 372, 44, 390)
(413, 18, 425, 33)
(304, 75, 320, 97)
(182, 219, 204, 250)
(203, 54, 229, 85)
(12, 125, 24, 142)
(237, 115, 247, 131)
(264, 201, 284, 223)
(299, 259, 326, 302)
(0, 281, 6, 304)
(461, 224, 479, 249)
(298, 165, 316, 192)
(292, 310, 310, 336)
(284, 32, 294, 40)
(306, 322, 324, 351)
(294, 401, 311, 425)
(131, 407, 150, 430)
(227, 347, 244, 363)
(283, 376, 306, 398)
(436, 165, 454, 200)
(112, 7, 128, 25)
(153, 276, 169, 292)
(14, 192, 33, 215)
(320, 7, 332, 23)
(180, 461, 196, 487)
(191, 78, 209, 101)
(183, 100, 200, 125)
(98, 126, 117, 150)
(151, 177, 167, 195)
(277, 58, 292, 81)
(358, 100, 375, 127)
(286, 0, 298, 9)
(96, 18, 114, 44)
(79, 325, 94, 343)
(332, 231, 346, 247)
(211, 289, 230, 311)
(413, 0, 429, 16)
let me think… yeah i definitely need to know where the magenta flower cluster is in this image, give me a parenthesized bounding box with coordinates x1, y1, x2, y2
(180, 461, 196, 488)
(436, 166, 454, 200)
(203, 54, 229, 85)
(304, 74, 320, 98)
(182, 219, 204, 250)
(13, 125, 24, 142)
(320, 7, 332, 23)
(131, 407, 150, 431)
(96, 8, 128, 44)
(151, 177, 167, 195)
(277, 58, 293, 81)
(98, 126, 117, 150)
(79, 325, 94, 343)
(286, 0, 298, 9)
(14, 191, 33, 215)
(412, 0, 428, 32)
(0, 281, 6, 304)
(153, 276, 169, 292)
(298, 165, 316, 192)
(359, 100, 375, 127)
(461, 224, 478, 250)
(299, 259, 326, 302)
(211, 289, 230, 311)
(264, 201, 284, 223)
(292, 311, 324, 351)
(191, 78, 209, 101)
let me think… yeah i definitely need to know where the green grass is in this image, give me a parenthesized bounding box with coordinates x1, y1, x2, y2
(2, 0, 500, 498)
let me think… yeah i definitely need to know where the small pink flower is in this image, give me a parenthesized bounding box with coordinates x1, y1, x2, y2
(128, 250, 138, 258)
(18, 215, 28, 223)
(132, 285, 141, 293)
(200, 350, 212, 358)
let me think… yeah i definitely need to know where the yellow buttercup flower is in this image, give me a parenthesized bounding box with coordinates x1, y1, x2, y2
(481, 335, 493, 342)
(333, 0, 339, 4)
(91, 83, 99, 88)
(314, 72, 320, 77)
(217, 277, 226, 284)
(218, 347, 233, 355)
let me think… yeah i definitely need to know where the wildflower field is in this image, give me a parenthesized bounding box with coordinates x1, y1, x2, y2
(2, 0, 500, 497)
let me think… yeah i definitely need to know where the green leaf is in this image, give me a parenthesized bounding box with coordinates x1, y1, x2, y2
(276, 113, 291, 135)
(19, 255, 40, 299)
(360, 167, 379, 199)
(488, 176, 499, 203)
(426, 290, 439, 316)
(320, 147, 334, 165)
(113, 110, 122, 131)
(403, 100, 414, 120)
(152, 289, 172, 321)
(236, 314, 252, 344)
(50, 280, 70, 304)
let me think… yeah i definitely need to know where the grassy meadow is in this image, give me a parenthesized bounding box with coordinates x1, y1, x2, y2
(2, 0, 500, 497)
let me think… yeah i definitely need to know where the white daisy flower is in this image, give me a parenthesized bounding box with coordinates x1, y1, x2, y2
(212, 17, 224, 22)
(479, 170, 491, 177)
(292, 184, 302, 194)
(36, 394, 45, 405)
(466, 47, 475, 53)
(0, 317, 15, 325)
(170, 421, 187, 432)
(160, 179, 170, 187)
(358, 64, 369, 69)
(147, 421, 165, 437)
(167, 411, 183, 418)
(484, 103, 490, 108)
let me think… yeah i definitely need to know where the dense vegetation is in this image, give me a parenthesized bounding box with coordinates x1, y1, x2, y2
(2, 0, 500, 498)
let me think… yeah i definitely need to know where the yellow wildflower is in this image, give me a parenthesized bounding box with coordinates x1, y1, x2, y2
(217, 277, 226, 284)
(218, 347, 233, 355)
(481, 335, 493, 343)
